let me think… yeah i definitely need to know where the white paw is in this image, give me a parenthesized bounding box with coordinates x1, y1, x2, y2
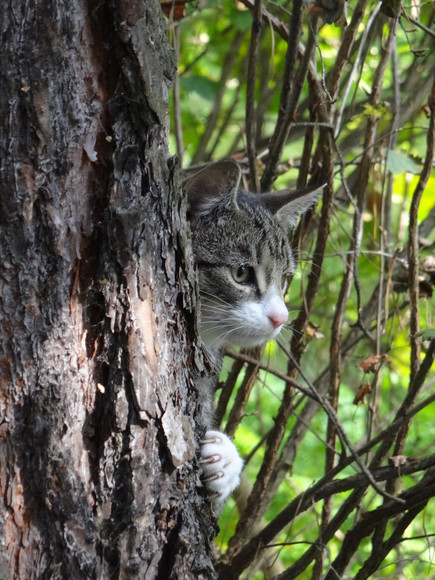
(200, 430, 243, 508)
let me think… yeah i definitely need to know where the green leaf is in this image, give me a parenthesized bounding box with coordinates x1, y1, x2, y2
(231, 9, 252, 31)
(362, 102, 389, 119)
(387, 150, 422, 175)
(180, 75, 220, 101)
(417, 329, 435, 341)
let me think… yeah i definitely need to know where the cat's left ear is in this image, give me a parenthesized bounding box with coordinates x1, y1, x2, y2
(184, 160, 241, 220)
(261, 183, 325, 228)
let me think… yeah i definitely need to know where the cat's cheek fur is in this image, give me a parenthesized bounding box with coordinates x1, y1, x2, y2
(235, 288, 288, 346)
(200, 430, 244, 510)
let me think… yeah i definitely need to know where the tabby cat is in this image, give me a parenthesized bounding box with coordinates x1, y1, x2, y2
(185, 160, 321, 509)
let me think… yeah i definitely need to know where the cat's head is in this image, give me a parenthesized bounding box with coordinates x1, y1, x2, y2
(185, 160, 322, 352)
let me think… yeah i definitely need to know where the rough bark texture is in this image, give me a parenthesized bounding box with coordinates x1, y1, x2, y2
(0, 1, 216, 577)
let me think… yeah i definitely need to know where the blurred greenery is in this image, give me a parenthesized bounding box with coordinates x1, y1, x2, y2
(169, 0, 434, 577)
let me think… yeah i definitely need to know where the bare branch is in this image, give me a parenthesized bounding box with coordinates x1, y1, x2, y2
(245, 0, 263, 191)
(408, 81, 435, 383)
(260, 0, 304, 190)
(191, 30, 245, 165)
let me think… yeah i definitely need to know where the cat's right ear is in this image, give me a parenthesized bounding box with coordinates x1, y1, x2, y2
(184, 160, 241, 220)
(260, 183, 325, 228)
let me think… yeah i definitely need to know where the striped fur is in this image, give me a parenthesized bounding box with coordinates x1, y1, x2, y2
(186, 160, 321, 353)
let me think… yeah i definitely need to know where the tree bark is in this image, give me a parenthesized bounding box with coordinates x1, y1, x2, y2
(0, 1, 216, 577)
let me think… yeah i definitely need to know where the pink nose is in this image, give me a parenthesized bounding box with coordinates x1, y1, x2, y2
(268, 312, 288, 329)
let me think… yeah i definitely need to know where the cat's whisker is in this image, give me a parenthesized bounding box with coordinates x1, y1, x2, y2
(201, 307, 233, 316)
(203, 318, 267, 348)
(201, 307, 239, 323)
(201, 323, 239, 333)
(201, 304, 238, 315)
(282, 323, 303, 337)
(285, 307, 301, 315)
(200, 298, 232, 308)
(205, 326, 244, 349)
(200, 291, 235, 308)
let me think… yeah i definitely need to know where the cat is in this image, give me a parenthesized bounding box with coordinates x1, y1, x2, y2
(185, 159, 322, 511)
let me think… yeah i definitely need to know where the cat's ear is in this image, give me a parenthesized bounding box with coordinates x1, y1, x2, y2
(261, 183, 325, 228)
(185, 160, 241, 219)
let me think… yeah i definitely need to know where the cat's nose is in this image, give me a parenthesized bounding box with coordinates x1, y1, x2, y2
(268, 311, 288, 329)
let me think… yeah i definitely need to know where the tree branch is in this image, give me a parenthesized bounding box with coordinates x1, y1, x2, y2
(245, 0, 263, 191)
(260, 0, 304, 190)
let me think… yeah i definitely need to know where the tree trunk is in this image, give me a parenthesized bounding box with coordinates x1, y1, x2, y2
(0, 1, 216, 577)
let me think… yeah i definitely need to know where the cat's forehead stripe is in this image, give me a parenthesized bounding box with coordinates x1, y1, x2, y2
(244, 204, 290, 264)
(255, 266, 267, 294)
(259, 222, 291, 271)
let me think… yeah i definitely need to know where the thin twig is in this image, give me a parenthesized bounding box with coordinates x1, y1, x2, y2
(285, 348, 405, 504)
(407, 15, 435, 38)
(407, 80, 435, 383)
(217, 441, 435, 579)
(191, 31, 245, 165)
(327, 0, 373, 99)
(325, 468, 435, 579)
(238, 0, 290, 41)
(207, 81, 242, 160)
(260, 0, 304, 190)
(245, 0, 262, 191)
(225, 358, 261, 437)
(334, 3, 382, 138)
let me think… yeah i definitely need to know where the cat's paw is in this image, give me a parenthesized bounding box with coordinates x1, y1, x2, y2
(200, 430, 243, 508)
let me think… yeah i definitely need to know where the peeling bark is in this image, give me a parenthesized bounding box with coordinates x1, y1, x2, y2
(0, 1, 216, 577)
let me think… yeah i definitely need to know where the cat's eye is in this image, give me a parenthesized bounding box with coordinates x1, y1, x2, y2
(231, 265, 252, 284)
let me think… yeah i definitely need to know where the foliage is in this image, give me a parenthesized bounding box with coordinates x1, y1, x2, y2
(168, 0, 434, 577)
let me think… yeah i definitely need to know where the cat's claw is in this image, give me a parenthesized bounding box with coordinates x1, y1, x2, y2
(200, 453, 222, 466)
(200, 430, 243, 509)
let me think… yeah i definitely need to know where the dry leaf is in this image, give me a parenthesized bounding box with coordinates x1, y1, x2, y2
(358, 353, 389, 373)
(353, 383, 372, 405)
(305, 322, 324, 341)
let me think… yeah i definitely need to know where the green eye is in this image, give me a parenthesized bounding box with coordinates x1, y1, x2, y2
(231, 265, 251, 284)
